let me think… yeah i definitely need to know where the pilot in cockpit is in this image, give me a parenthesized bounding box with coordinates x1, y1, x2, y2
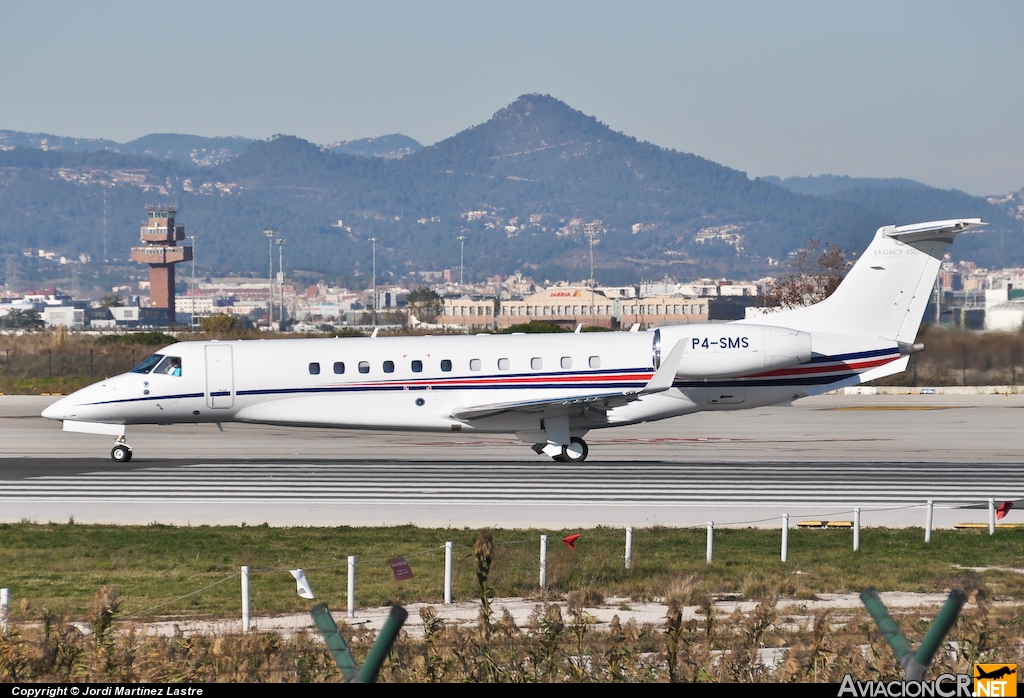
(151, 356, 182, 376)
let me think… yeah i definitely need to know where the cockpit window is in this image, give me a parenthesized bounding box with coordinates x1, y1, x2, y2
(154, 356, 183, 376)
(130, 354, 164, 374)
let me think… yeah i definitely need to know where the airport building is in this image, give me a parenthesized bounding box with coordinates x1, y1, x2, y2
(438, 287, 711, 331)
(130, 205, 192, 325)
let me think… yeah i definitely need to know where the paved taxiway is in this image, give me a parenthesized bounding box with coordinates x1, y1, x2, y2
(1, 394, 1021, 528)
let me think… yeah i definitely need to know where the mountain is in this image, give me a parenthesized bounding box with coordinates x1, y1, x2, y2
(325, 134, 422, 159)
(0, 95, 1020, 289)
(119, 134, 254, 166)
(761, 175, 932, 196)
(0, 130, 421, 166)
(0, 129, 120, 153)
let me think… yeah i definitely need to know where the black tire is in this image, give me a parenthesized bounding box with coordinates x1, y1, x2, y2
(111, 445, 132, 463)
(561, 437, 589, 462)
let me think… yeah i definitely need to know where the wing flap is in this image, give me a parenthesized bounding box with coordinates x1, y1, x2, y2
(450, 390, 636, 421)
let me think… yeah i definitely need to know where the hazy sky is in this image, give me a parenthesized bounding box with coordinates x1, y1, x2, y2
(2, 1, 1022, 195)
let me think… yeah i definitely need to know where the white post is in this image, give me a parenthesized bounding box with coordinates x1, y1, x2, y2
(925, 500, 934, 543)
(539, 535, 548, 589)
(624, 527, 633, 570)
(853, 508, 861, 552)
(240, 566, 250, 633)
(1, 587, 9, 635)
(706, 522, 714, 563)
(989, 498, 995, 535)
(781, 514, 789, 562)
(444, 541, 453, 604)
(347, 555, 356, 618)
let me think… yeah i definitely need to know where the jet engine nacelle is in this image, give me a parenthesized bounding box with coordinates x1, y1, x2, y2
(653, 323, 812, 379)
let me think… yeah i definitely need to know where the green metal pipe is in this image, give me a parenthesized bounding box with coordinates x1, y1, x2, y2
(860, 588, 913, 662)
(310, 603, 358, 681)
(355, 605, 409, 684)
(913, 590, 967, 670)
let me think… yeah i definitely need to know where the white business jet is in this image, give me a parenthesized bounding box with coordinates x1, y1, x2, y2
(43, 218, 985, 463)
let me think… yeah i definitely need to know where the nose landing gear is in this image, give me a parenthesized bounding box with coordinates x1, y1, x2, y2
(111, 436, 133, 462)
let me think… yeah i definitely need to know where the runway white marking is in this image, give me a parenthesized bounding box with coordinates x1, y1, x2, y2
(0, 461, 1019, 508)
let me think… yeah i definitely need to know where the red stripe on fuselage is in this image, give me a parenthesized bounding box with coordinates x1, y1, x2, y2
(747, 355, 899, 379)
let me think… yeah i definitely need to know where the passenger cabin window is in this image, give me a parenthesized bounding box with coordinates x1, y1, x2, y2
(383, 361, 395, 373)
(561, 357, 572, 369)
(589, 356, 601, 369)
(531, 357, 543, 370)
(358, 361, 370, 374)
(440, 359, 452, 372)
(333, 362, 345, 374)
(308, 362, 320, 375)
(470, 359, 481, 372)
(130, 354, 164, 374)
(155, 356, 183, 376)
(497, 358, 510, 370)
(411, 360, 423, 373)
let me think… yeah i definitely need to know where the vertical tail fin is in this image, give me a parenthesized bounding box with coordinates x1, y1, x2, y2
(749, 219, 986, 342)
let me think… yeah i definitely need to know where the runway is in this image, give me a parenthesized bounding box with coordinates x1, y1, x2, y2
(1, 394, 1022, 528)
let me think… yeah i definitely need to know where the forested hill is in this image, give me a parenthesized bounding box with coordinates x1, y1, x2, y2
(0, 95, 1019, 285)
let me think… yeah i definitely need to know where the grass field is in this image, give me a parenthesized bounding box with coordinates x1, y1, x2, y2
(1, 523, 1022, 621)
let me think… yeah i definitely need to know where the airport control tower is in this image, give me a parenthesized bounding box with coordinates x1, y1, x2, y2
(130, 205, 192, 324)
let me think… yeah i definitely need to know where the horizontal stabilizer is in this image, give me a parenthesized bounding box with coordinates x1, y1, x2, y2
(884, 218, 986, 244)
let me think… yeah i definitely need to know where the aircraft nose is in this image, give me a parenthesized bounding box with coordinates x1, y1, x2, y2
(41, 396, 71, 420)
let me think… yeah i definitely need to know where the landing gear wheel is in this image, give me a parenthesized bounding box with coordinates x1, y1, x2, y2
(111, 444, 132, 462)
(560, 437, 589, 463)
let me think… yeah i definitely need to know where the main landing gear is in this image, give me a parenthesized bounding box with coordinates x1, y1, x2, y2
(535, 437, 589, 463)
(111, 436, 133, 462)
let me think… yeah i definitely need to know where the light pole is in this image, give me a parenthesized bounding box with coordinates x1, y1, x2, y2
(369, 237, 379, 324)
(457, 235, 468, 286)
(276, 238, 286, 325)
(187, 235, 198, 321)
(264, 228, 278, 326)
(584, 222, 602, 327)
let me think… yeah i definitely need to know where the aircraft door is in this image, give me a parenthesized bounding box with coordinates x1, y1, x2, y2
(205, 344, 234, 408)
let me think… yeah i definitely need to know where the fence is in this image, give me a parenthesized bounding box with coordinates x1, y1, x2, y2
(2, 498, 1011, 636)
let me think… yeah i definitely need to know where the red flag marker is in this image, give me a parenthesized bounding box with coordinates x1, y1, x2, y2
(563, 533, 580, 549)
(995, 501, 1013, 520)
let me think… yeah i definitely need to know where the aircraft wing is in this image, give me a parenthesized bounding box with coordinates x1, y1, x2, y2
(450, 389, 639, 421)
(450, 340, 686, 421)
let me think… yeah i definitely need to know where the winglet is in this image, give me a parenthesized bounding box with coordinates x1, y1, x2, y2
(640, 340, 686, 395)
